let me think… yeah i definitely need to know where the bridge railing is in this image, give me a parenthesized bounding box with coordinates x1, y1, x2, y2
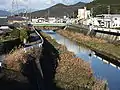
(32, 22, 67, 27)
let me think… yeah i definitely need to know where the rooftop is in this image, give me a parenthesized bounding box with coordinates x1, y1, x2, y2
(7, 16, 27, 21)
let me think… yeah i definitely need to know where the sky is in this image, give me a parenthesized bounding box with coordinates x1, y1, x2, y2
(0, 0, 93, 11)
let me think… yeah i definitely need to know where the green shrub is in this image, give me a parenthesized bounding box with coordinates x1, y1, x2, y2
(10, 29, 20, 38)
(20, 29, 29, 42)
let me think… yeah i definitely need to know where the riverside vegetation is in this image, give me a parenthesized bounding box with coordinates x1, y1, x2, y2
(41, 32, 107, 90)
(0, 27, 30, 55)
(0, 26, 42, 90)
(1, 46, 42, 90)
(57, 29, 120, 61)
(0, 27, 30, 43)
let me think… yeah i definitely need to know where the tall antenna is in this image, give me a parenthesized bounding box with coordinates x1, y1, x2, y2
(12, 0, 19, 15)
(48, 9, 49, 18)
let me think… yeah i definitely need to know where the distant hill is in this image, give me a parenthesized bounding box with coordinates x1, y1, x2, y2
(0, 10, 10, 16)
(31, 2, 86, 18)
(92, 0, 120, 4)
(86, 0, 120, 16)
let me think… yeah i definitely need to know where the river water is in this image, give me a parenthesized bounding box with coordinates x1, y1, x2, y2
(0, 55, 4, 61)
(42, 30, 120, 90)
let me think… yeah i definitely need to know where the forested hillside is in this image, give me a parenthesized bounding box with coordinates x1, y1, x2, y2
(86, 0, 120, 16)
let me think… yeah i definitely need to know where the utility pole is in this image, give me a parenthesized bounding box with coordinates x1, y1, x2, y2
(30, 10, 32, 21)
(73, 12, 74, 18)
(25, 10, 28, 23)
(16, 0, 18, 15)
(108, 5, 111, 14)
(48, 9, 49, 18)
(91, 7, 93, 17)
(12, 0, 15, 15)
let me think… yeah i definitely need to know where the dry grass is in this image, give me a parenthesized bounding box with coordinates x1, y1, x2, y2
(4, 49, 27, 71)
(41, 32, 107, 90)
(57, 29, 120, 60)
(57, 30, 106, 44)
(4, 47, 42, 72)
(55, 51, 106, 90)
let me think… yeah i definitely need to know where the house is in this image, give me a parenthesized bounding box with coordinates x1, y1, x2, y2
(32, 18, 46, 23)
(82, 17, 99, 26)
(7, 16, 27, 24)
(31, 18, 38, 23)
(0, 25, 11, 35)
(77, 7, 91, 20)
(38, 18, 46, 23)
(95, 14, 120, 28)
(56, 18, 64, 23)
(48, 17, 56, 23)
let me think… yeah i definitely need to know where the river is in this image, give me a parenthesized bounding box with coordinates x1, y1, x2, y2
(42, 30, 120, 90)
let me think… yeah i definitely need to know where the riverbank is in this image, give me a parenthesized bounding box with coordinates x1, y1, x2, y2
(0, 46, 43, 90)
(41, 31, 107, 90)
(57, 29, 120, 62)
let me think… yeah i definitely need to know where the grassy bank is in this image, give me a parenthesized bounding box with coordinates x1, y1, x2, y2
(57, 29, 120, 62)
(41, 32, 107, 90)
(0, 47, 42, 90)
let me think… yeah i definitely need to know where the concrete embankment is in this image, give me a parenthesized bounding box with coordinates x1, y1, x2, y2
(34, 26, 62, 31)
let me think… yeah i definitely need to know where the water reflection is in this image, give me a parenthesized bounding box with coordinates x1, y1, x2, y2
(43, 30, 120, 90)
(0, 55, 4, 62)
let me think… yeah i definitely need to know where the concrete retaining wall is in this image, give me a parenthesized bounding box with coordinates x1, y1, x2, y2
(0, 39, 21, 54)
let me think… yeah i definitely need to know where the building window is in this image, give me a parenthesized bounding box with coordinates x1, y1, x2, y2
(115, 18, 117, 20)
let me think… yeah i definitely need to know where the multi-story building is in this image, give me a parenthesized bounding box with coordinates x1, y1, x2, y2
(77, 7, 91, 20)
(95, 14, 120, 28)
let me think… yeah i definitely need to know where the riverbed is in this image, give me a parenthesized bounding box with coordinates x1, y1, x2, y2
(42, 30, 120, 90)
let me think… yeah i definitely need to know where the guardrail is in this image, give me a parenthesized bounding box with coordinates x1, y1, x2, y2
(32, 22, 67, 27)
(23, 27, 44, 52)
(23, 27, 44, 90)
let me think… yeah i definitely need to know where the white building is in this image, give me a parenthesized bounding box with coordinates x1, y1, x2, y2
(0, 26, 9, 30)
(32, 18, 46, 23)
(38, 18, 46, 23)
(32, 18, 38, 23)
(48, 17, 56, 23)
(95, 14, 120, 28)
(77, 7, 91, 20)
(83, 17, 99, 26)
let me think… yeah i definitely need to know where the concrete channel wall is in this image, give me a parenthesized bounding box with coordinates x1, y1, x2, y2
(23, 28, 44, 90)
(93, 27, 120, 41)
(68, 24, 120, 42)
(0, 38, 21, 55)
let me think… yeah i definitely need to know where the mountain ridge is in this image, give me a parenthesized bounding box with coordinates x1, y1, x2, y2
(0, 10, 10, 16)
(31, 2, 86, 18)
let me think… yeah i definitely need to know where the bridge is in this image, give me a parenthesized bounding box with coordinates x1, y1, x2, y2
(32, 22, 67, 27)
